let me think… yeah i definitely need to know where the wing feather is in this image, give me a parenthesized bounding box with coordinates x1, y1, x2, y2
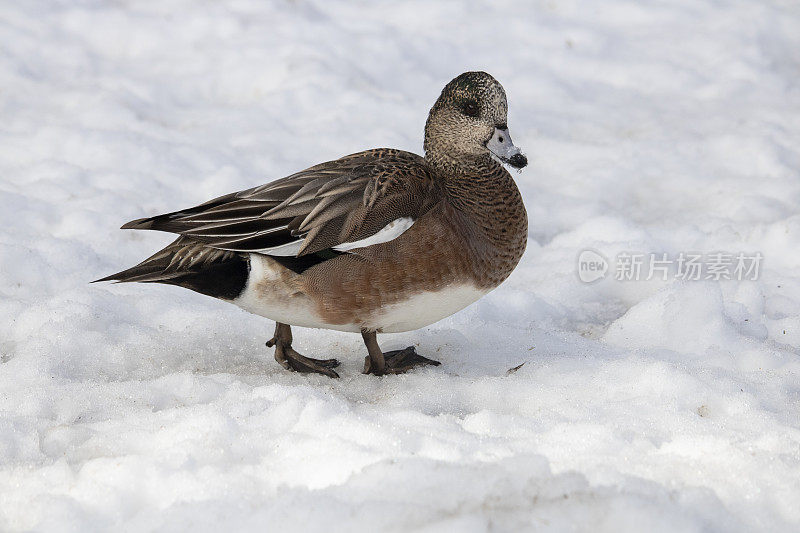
(120, 149, 438, 258)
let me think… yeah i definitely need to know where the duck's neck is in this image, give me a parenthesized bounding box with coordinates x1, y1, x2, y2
(424, 148, 487, 176)
(425, 152, 514, 210)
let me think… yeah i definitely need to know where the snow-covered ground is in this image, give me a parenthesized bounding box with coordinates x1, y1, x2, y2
(1, 0, 799, 531)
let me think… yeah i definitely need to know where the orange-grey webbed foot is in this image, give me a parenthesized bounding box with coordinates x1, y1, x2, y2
(267, 322, 340, 378)
(361, 330, 441, 375)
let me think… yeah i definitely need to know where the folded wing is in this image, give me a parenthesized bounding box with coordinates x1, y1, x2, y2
(122, 149, 437, 257)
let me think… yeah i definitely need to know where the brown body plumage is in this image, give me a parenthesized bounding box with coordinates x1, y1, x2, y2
(97, 71, 528, 377)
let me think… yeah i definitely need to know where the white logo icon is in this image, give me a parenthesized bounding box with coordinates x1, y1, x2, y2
(577, 249, 608, 283)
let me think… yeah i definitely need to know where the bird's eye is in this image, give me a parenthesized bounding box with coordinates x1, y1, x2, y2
(462, 100, 479, 117)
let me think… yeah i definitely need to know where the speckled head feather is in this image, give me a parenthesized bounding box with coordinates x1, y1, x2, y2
(424, 71, 510, 170)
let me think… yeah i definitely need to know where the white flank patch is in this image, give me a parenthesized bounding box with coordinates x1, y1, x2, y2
(258, 239, 303, 257)
(333, 217, 415, 252)
(257, 217, 414, 257)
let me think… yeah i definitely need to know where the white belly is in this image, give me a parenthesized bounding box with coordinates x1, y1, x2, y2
(369, 285, 489, 333)
(233, 254, 489, 333)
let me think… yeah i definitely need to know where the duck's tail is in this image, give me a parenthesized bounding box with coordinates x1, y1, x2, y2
(93, 236, 250, 301)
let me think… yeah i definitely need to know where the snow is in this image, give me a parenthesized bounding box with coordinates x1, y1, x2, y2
(1, 0, 799, 531)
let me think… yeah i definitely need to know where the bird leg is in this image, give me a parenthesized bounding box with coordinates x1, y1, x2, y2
(361, 330, 441, 375)
(267, 322, 340, 378)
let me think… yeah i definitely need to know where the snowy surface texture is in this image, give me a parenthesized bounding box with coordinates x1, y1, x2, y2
(1, 0, 800, 531)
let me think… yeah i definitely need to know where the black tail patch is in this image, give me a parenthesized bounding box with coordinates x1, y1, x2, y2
(156, 255, 249, 300)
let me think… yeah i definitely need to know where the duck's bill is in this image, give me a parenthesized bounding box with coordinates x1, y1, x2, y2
(486, 127, 528, 169)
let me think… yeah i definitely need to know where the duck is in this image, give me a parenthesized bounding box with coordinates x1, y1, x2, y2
(96, 71, 528, 377)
